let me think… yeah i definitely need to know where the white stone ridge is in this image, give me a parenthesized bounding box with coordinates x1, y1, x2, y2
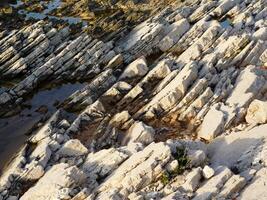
(1, 0, 267, 199)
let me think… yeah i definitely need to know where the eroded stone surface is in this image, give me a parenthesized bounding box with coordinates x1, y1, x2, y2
(1, 0, 267, 199)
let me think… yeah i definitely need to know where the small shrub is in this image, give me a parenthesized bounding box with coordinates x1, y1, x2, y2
(160, 147, 189, 185)
(160, 171, 170, 186)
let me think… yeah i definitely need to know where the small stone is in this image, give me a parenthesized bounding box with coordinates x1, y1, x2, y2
(106, 54, 123, 69)
(1, 190, 7, 196)
(49, 140, 61, 152)
(202, 165, 215, 179)
(55, 134, 65, 144)
(58, 119, 71, 129)
(166, 160, 179, 173)
(198, 106, 225, 141)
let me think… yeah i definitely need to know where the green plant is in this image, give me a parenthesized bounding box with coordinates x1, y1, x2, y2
(172, 147, 189, 175)
(160, 172, 170, 186)
(160, 147, 189, 185)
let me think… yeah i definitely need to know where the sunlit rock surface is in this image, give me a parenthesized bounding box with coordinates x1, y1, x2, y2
(1, 0, 267, 199)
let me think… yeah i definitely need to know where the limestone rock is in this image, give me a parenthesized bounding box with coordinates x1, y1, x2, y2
(193, 166, 233, 200)
(106, 54, 123, 69)
(187, 149, 207, 167)
(119, 57, 148, 80)
(217, 175, 246, 199)
(166, 160, 179, 173)
(91, 142, 172, 199)
(20, 163, 86, 200)
(246, 99, 267, 124)
(29, 140, 52, 168)
(239, 168, 267, 199)
(253, 27, 267, 41)
(158, 19, 190, 52)
(82, 148, 129, 179)
(208, 124, 267, 169)
(182, 167, 202, 192)
(198, 105, 225, 141)
(122, 121, 155, 146)
(57, 139, 88, 157)
(202, 165, 215, 179)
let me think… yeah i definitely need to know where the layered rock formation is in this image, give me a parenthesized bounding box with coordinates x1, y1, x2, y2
(1, 0, 267, 199)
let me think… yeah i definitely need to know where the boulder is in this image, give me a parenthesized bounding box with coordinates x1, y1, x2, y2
(122, 121, 155, 146)
(57, 139, 88, 157)
(20, 163, 86, 200)
(198, 106, 225, 141)
(245, 99, 267, 124)
(119, 57, 148, 80)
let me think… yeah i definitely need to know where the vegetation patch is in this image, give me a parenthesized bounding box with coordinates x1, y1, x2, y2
(160, 146, 189, 185)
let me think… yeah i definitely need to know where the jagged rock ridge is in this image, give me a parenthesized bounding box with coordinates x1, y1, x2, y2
(0, 0, 267, 199)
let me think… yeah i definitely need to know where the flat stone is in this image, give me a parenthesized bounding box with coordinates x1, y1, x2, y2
(208, 124, 267, 169)
(217, 175, 246, 199)
(119, 57, 148, 79)
(57, 139, 88, 157)
(239, 168, 267, 199)
(158, 19, 190, 51)
(198, 105, 225, 141)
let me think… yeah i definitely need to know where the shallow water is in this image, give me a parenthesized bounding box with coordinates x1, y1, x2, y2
(221, 18, 232, 29)
(10, 0, 88, 26)
(0, 82, 86, 172)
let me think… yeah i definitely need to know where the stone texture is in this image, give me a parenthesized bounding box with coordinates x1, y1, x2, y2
(1, 1, 267, 199)
(198, 105, 225, 141)
(239, 168, 267, 199)
(246, 100, 267, 124)
(122, 121, 155, 146)
(182, 167, 202, 192)
(57, 139, 88, 157)
(119, 57, 148, 80)
(202, 165, 215, 179)
(20, 163, 86, 200)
